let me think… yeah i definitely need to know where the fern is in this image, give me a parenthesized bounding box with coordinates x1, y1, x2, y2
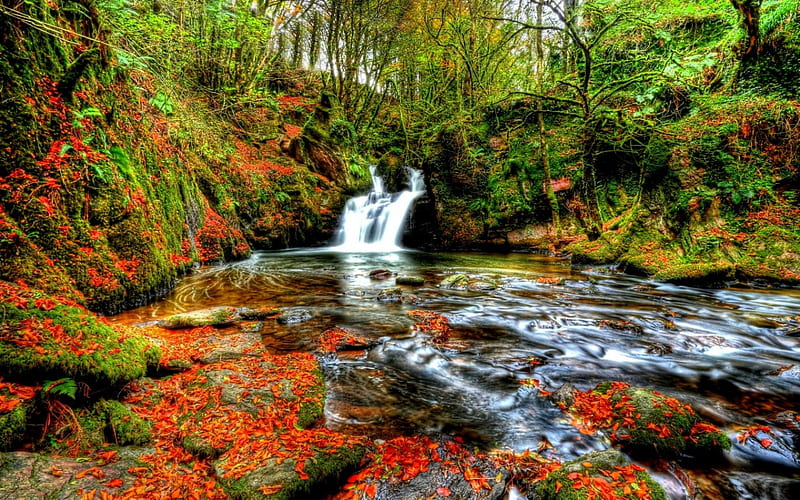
(43, 378, 77, 400)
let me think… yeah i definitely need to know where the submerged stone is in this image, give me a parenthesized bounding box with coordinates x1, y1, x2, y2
(377, 286, 404, 302)
(396, 275, 425, 286)
(158, 307, 239, 329)
(277, 308, 314, 325)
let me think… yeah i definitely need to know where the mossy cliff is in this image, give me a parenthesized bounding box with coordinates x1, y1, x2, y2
(0, 0, 356, 314)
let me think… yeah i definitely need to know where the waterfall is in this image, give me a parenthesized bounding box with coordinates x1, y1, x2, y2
(330, 165, 425, 252)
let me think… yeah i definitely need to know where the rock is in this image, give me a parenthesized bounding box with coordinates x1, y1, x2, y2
(158, 306, 239, 329)
(369, 269, 394, 279)
(316, 327, 377, 355)
(0, 448, 150, 499)
(237, 307, 280, 321)
(438, 273, 470, 289)
(535, 449, 668, 500)
(396, 275, 425, 286)
(469, 280, 497, 291)
(158, 306, 279, 329)
(547, 382, 577, 408)
(377, 286, 404, 302)
(331, 435, 507, 500)
(277, 308, 313, 325)
(0, 282, 159, 387)
(563, 382, 731, 459)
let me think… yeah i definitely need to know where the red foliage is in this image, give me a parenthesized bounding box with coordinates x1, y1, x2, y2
(316, 327, 371, 354)
(408, 310, 451, 344)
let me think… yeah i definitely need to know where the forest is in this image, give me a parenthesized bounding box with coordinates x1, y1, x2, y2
(1, 0, 799, 499)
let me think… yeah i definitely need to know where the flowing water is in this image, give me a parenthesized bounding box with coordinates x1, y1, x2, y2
(330, 165, 425, 252)
(112, 250, 800, 498)
(111, 171, 800, 498)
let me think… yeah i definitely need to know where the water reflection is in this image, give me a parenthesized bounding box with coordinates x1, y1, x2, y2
(112, 249, 800, 498)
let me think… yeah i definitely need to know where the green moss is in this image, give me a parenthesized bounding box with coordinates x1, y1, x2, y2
(0, 283, 160, 387)
(0, 403, 28, 451)
(94, 399, 153, 446)
(296, 369, 325, 429)
(587, 383, 731, 458)
(535, 449, 667, 500)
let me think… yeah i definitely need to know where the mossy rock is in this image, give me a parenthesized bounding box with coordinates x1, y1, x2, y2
(377, 286, 404, 302)
(216, 440, 366, 500)
(0, 282, 160, 387)
(737, 226, 800, 284)
(534, 449, 667, 500)
(94, 400, 153, 446)
(571, 382, 731, 459)
(438, 274, 470, 289)
(396, 275, 425, 286)
(568, 237, 625, 266)
(157, 307, 240, 329)
(653, 260, 735, 286)
(0, 402, 28, 451)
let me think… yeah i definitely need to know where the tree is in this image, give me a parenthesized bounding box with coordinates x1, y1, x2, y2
(730, 0, 762, 62)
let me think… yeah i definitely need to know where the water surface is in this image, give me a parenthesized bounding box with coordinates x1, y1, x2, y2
(113, 249, 800, 499)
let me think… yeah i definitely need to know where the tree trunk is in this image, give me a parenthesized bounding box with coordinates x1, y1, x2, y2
(730, 0, 761, 62)
(536, 1, 560, 234)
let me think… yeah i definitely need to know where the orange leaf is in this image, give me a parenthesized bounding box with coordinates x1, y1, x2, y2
(106, 478, 123, 488)
(761, 438, 773, 448)
(437, 486, 452, 497)
(365, 483, 377, 499)
(582, 461, 593, 468)
(555, 480, 563, 493)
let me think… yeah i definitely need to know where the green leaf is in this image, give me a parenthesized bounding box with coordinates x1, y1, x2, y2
(43, 378, 77, 400)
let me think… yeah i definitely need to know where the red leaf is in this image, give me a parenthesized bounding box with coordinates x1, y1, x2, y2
(437, 486, 452, 497)
(105, 478, 123, 488)
(761, 438, 773, 448)
(365, 483, 377, 499)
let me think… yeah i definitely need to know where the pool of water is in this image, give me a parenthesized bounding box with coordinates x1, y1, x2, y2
(111, 249, 800, 498)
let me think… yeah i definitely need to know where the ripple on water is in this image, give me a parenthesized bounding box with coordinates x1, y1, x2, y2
(111, 250, 800, 496)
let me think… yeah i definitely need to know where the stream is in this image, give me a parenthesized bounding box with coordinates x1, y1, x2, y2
(112, 249, 800, 499)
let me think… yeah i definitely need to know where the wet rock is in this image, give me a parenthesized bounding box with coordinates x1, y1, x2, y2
(599, 319, 644, 336)
(562, 382, 731, 459)
(377, 286, 404, 302)
(535, 449, 668, 500)
(237, 307, 280, 321)
(158, 306, 280, 329)
(396, 275, 425, 286)
(331, 435, 507, 500)
(277, 308, 313, 325)
(0, 448, 150, 499)
(315, 327, 377, 355)
(158, 306, 239, 329)
(547, 382, 577, 408)
(438, 273, 470, 289)
(369, 269, 394, 279)
(469, 280, 498, 291)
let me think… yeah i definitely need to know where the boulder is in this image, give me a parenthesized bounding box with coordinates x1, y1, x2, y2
(534, 449, 668, 500)
(396, 275, 425, 286)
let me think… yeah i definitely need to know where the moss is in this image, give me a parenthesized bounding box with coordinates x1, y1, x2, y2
(94, 399, 153, 446)
(579, 383, 731, 458)
(220, 443, 366, 500)
(0, 403, 28, 451)
(535, 449, 667, 500)
(0, 282, 160, 387)
(296, 369, 325, 429)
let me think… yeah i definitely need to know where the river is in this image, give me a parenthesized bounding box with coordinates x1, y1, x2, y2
(111, 249, 800, 499)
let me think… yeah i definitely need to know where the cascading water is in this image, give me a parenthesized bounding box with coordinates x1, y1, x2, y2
(330, 165, 425, 252)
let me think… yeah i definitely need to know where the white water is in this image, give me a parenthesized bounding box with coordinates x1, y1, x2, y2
(330, 166, 425, 252)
